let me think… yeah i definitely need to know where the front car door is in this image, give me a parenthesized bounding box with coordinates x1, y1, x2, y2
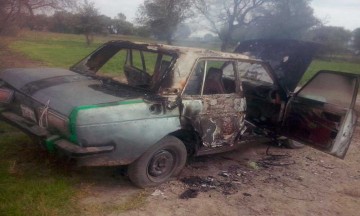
(282, 70, 359, 158)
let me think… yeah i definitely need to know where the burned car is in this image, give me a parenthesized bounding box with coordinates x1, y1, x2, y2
(0, 40, 358, 187)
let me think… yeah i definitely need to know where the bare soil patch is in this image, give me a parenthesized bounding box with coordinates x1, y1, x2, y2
(0, 46, 44, 69)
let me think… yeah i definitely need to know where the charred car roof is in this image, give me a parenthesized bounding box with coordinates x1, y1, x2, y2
(70, 40, 261, 91)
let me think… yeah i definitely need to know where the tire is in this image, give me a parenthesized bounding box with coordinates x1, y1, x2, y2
(128, 136, 187, 188)
(284, 139, 305, 149)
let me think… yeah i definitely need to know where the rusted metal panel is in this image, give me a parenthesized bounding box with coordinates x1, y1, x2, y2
(200, 95, 246, 147)
(182, 94, 246, 148)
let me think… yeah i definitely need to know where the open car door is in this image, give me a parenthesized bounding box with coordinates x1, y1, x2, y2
(282, 71, 359, 158)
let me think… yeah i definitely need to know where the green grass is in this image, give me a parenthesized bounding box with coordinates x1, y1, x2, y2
(0, 123, 79, 215)
(10, 31, 157, 69)
(301, 60, 360, 85)
(11, 31, 162, 78)
(11, 32, 103, 68)
(11, 31, 360, 85)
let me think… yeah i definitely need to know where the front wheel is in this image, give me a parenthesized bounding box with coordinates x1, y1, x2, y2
(128, 136, 187, 188)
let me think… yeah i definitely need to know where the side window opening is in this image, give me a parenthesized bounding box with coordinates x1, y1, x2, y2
(92, 47, 174, 90)
(183, 59, 237, 96)
(203, 67, 227, 95)
(99, 49, 128, 83)
(130, 49, 146, 71)
(183, 61, 205, 95)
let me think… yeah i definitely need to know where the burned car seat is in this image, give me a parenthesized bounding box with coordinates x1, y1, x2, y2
(203, 67, 226, 94)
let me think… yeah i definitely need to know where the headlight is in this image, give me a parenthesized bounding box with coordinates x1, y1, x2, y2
(0, 88, 14, 103)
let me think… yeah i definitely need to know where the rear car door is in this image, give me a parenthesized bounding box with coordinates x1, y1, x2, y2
(181, 59, 247, 149)
(282, 71, 359, 158)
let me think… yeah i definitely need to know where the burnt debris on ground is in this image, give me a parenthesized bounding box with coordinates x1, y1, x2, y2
(180, 175, 238, 196)
(179, 146, 299, 199)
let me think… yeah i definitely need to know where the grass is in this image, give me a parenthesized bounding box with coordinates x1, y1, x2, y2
(10, 31, 360, 84)
(11, 31, 104, 68)
(10, 31, 158, 69)
(10, 31, 162, 77)
(0, 123, 79, 215)
(300, 60, 360, 85)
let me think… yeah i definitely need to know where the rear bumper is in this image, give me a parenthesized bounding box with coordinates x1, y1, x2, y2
(54, 139, 114, 157)
(0, 111, 49, 137)
(0, 111, 114, 158)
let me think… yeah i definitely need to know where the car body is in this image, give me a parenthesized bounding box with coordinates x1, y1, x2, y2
(0, 40, 358, 187)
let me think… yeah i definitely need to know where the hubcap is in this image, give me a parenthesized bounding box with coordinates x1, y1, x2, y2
(148, 150, 175, 178)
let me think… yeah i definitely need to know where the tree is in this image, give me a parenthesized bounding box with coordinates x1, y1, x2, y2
(100, 15, 114, 35)
(25, 14, 51, 31)
(137, 0, 192, 44)
(353, 28, 360, 52)
(0, 0, 76, 35)
(75, 0, 104, 45)
(49, 11, 77, 33)
(111, 13, 135, 35)
(193, 0, 320, 50)
(245, 0, 320, 40)
(134, 26, 152, 38)
(117, 13, 127, 21)
(193, 0, 267, 51)
(173, 23, 191, 40)
(307, 26, 351, 56)
(203, 33, 216, 41)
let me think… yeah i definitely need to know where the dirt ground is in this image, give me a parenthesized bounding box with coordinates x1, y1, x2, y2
(1, 49, 360, 216)
(76, 130, 360, 216)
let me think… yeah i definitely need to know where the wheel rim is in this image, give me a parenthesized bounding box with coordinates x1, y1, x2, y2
(147, 150, 175, 180)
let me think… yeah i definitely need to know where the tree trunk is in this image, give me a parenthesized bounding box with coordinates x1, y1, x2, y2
(85, 33, 92, 46)
(221, 34, 231, 51)
(166, 34, 172, 45)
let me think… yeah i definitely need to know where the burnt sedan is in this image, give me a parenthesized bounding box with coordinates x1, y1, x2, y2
(0, 40, 358, 187)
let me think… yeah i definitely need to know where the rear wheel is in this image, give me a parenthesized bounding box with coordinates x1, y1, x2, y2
(128, 136, 187, 188)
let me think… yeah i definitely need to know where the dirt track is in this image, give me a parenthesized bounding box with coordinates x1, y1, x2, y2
(2, 49, 360, 216)
(75, 129, 360, 216)
(77, 89, 360, 216)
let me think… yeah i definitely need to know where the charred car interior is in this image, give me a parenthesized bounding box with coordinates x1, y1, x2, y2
(0, 39, 358, 187)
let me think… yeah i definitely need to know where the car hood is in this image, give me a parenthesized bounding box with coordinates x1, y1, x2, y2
(234, 39, 318, 92)
(0, 68, 149, 116)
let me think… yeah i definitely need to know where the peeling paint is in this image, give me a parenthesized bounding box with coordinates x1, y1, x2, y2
(183, 94, 245, 149)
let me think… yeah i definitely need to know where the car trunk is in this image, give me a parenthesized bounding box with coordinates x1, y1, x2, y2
(0, 68, 148, 117)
